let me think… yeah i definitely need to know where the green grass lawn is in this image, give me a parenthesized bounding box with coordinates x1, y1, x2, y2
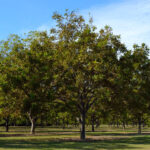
(0, 125, 150, 150)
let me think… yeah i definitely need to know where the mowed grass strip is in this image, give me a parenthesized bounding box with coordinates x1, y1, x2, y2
(0, 126, 149, 150)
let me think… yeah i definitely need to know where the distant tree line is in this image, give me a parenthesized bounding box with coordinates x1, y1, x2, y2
(0, 10, 150, 140)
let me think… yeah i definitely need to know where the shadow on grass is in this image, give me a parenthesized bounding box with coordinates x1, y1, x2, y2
(0, 136, 149, 150)
(87, 132, 150, 137)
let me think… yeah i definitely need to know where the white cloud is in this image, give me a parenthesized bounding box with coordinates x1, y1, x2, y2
(81, 0, 150, 49)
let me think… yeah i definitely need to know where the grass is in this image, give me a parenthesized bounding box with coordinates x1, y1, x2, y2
(0, 125, 149, 149)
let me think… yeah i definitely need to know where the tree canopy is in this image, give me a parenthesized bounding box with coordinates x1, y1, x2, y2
(0, 10, 150, 139)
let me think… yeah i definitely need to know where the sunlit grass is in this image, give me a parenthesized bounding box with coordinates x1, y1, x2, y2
(0, 125, 149, 149)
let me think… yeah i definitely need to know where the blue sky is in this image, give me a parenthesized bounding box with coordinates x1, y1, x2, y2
(0, 0, 150, 48)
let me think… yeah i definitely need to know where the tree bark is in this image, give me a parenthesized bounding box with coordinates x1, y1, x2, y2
(80, 112, 86, 140)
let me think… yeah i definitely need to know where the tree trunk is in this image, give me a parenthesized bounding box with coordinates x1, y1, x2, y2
(62, 118, 65, 129)
(143, 121, 145, 128)
(40, 117, 44, 127)
(138, 116, 142, 134)
(5, 118, 9, 132)
(80, 112, 86, 140)
(30, 119, 36, 134)
(92, 123, 95, 132)
(96, 121, 100, 128)
(28, 113, 36, 134)
(117, 121, 119, 128)
(122, 121, 126, 129)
